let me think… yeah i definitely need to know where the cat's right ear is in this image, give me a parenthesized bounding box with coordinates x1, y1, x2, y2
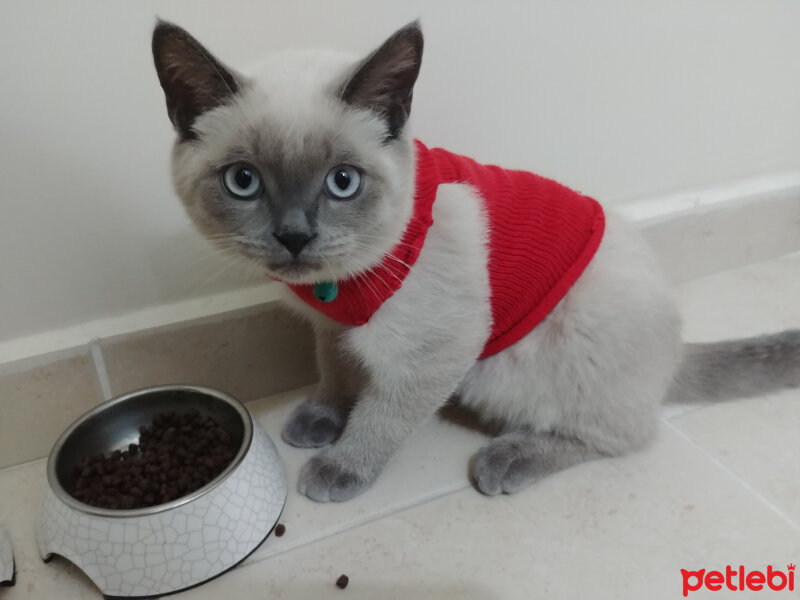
(152, 21, 241, 141)
(340, 21, 424, 141)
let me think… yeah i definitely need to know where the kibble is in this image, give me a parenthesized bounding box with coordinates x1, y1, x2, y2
(71, 409, 237, 510)
(274, 523, 286, 537)
(336, 575, 349, 589)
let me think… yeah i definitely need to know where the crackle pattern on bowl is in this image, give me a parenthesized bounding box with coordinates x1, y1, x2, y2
(37, 425, 286, 598)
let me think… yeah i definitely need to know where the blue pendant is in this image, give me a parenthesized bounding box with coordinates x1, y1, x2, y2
(313, 280, 338, 303)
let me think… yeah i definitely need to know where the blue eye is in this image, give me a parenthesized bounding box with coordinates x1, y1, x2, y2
(324, 165, 361, 200)
(222, 163, 262, 199)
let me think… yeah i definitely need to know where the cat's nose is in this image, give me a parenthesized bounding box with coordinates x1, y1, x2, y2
(273, 231, 315, 257)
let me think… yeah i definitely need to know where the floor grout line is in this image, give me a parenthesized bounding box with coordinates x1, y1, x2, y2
(0, 456, 46, 476)
(664, 420, 800, 534)
(243, 481, 472, 565)
(659, 403, 706, 422)
(89, 341, 112, 401)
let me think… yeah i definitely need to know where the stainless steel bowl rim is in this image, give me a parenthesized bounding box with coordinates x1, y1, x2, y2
(46, 384, 253, 518)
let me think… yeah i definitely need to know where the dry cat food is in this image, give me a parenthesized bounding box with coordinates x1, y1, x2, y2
(336, 574, 349, 589)
(71, 409, 237, 510)
(274, 523, 286, 537)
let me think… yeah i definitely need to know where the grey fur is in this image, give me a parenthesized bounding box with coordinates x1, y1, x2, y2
(473, 431, 600, 495)
(665, 330, 800, 403)
(282, 327, 361, 448)
(298, 452, 369, 502)
(282, 400, 344, 448)
(310, 326, 363, 411)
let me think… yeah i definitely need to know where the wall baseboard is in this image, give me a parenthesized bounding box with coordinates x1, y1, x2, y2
(619, 170, 800, 285)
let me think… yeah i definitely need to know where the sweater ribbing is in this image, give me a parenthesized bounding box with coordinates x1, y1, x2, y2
(287, 140, 605, 358)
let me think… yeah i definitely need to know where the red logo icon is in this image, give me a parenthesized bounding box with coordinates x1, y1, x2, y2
(681, 565, 795, 596)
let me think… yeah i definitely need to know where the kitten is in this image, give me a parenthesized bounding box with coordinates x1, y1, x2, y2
(152, 21, 800, 502)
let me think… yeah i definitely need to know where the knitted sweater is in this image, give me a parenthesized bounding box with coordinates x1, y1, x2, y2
(288, 140, 605, 358)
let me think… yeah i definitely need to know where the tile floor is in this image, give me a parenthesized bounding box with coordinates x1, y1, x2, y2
(1, 252, 798, 599)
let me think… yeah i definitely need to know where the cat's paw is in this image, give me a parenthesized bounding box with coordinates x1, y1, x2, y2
(472, 436, 538, 496)
(297, 452, 372, 502)
(474, 432, 598, 495)
(282, 400, 344, 448)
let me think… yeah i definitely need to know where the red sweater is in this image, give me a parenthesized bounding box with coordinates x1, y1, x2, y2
(288, 140, 605, 358)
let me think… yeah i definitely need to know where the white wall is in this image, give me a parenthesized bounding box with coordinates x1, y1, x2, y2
(1, 0, 798, 345)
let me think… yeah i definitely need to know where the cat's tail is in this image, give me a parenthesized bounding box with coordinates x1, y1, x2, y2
(664, 330, 800, 403)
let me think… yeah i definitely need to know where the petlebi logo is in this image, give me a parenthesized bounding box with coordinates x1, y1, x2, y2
(681, 564, 795, 596)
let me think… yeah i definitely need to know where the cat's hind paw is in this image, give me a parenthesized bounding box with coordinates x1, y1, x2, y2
(298, 452, 371, 502)
(472, 435, 527, 496)
(472, 431, 598, 496)
(282, 400, 344, 448)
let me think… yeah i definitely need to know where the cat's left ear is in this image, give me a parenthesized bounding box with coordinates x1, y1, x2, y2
(340, 21, 424, 140)
(152, 20, 242, 141)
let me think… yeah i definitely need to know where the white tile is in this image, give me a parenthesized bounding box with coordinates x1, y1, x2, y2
(185, 425, 800, 600)
(671, 390, 800, 528)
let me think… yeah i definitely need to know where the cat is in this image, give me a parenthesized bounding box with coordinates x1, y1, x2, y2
(152, 20, 800, 502)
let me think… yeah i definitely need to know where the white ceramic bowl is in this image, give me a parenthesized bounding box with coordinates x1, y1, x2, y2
(0, 526, 14, 587)
(37, 385, 286, 599)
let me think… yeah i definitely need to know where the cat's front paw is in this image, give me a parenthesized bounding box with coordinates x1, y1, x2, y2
(298, 452, 373, 502)
(282, 400, 344, 449)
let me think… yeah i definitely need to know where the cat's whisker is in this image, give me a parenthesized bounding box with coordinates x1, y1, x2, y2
(204, 232, 238, 239)
(341, 256, 383, 304)
(356, 234, 418, 251)
(357, 261, 396, 296)
(159, 231, 270, 291)
(370, 269, 395, 292)
(379, 264, 404, 285)
(380, 254, 415, 272)
(350, 241, 416, 273)
(356, 271, 384, 303)
(343, 258, 373, 298)
(355, 255, 403, 290)
(321, 255, 338, 284)
(195, 250, 254, 289)
(157, 241, 243, 276)
(245, 255, 268, 281)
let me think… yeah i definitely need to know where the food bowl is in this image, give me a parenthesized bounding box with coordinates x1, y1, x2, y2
(37, 385, 287, 599)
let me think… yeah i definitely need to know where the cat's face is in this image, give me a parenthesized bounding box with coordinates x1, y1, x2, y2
(153, 22, 423, 284)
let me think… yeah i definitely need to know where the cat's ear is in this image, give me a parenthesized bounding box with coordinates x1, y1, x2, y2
(340, 21, 424, 140)
(152, 21, 241, 141)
